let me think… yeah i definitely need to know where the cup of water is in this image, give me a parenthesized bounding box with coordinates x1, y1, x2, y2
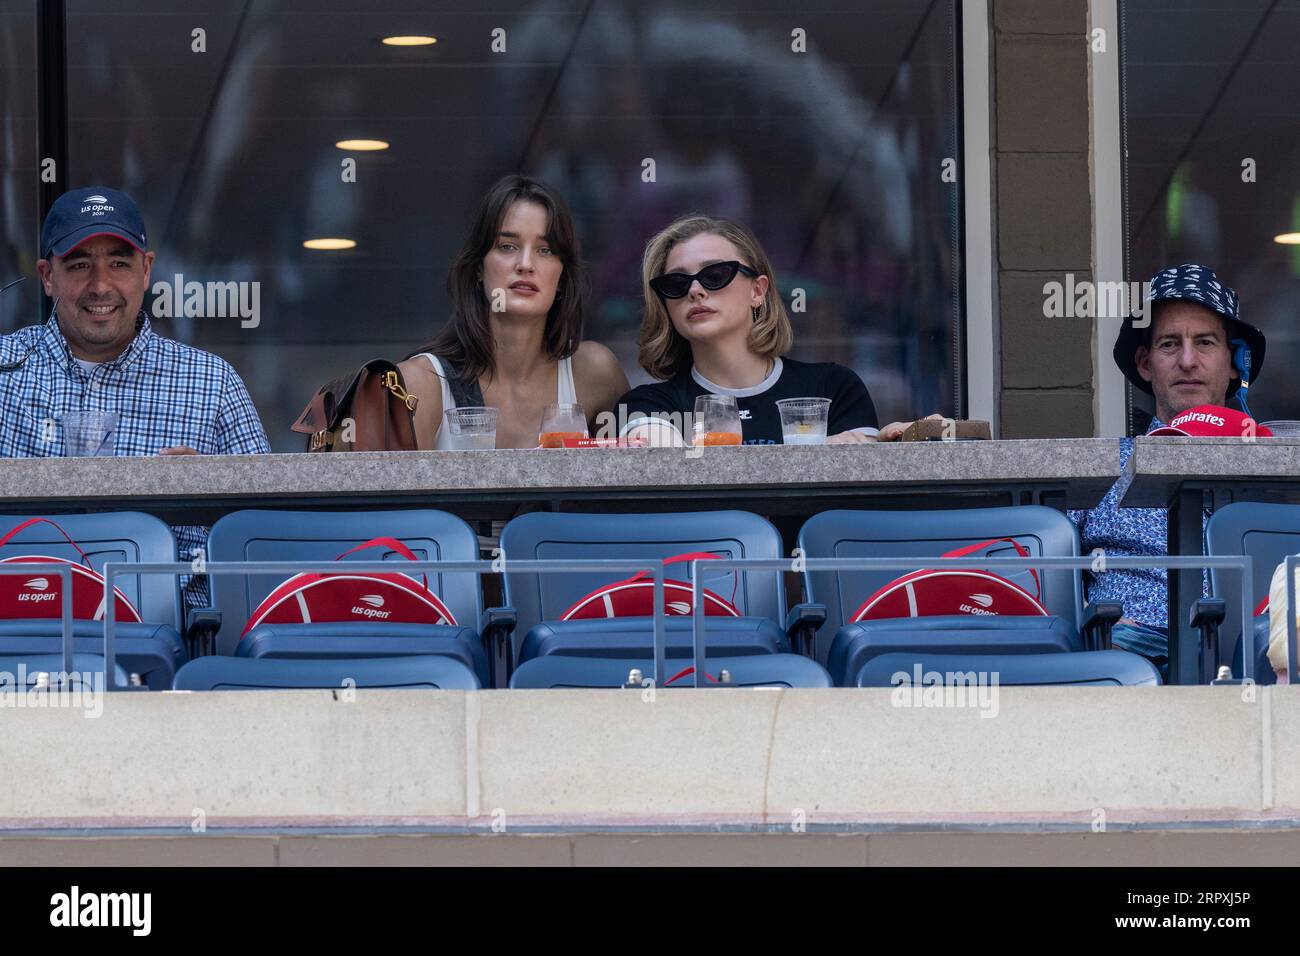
(444, 406, 498, 450)
(61, 410, 118, 457)
(776, 398, 830, 445)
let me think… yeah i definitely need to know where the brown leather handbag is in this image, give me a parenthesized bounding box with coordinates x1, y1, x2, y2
(291, 359, 419, 452)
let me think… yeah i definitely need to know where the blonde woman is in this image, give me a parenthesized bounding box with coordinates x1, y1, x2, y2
(618, 214, 880, 445)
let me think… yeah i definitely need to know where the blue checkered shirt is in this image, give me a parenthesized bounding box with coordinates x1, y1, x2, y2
(1069, 422, 1207, 630)
(0, 312, 270, 608)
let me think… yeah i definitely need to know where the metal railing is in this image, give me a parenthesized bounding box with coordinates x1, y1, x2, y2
(14, 551, 1262, 690)
(685, 554, 1256, 686)
(99, 559, 669, 692)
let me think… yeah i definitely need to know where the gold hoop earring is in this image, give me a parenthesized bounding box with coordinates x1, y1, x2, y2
(752, 306, 761, 322)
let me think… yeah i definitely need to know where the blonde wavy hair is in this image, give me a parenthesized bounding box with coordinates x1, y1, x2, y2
(638, 215, 793, 380)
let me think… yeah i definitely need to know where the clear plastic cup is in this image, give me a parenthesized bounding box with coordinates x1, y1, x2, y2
(539, 402, 588, 447)
(776, 398, 831, 445)
(692, 394, 743, 446)
(61, 410, 118, 457)
(443, 406, 498, 450)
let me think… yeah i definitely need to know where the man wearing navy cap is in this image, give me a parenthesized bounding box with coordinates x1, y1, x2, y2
(1070, 263, 1266, 675)
(0, 187, 270, 606)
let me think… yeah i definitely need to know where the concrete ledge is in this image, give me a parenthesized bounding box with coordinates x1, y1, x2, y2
(3, 830, 1298, 866)
(0, 440, 1121, 516)
(1121, 437, 1300, 507)
(0, 687, 1291, 833)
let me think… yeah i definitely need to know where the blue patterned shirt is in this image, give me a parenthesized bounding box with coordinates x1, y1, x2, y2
(0, 313, 270, 607)
(1069, 422, 1205, 629)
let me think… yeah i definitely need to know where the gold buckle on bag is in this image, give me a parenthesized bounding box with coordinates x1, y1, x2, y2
(310, 430, 335, 451)
(383, 371, 418, 412)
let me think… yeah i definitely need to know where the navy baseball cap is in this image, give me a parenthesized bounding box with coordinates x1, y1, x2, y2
(1113, 263, 1265, 398)
(40, 187, 148, 259)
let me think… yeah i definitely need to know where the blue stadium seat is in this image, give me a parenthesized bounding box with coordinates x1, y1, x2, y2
(0, 653, 130, 690)
(510, 653, 832, 689)
(500, 511, 793, 671)
(204, 509, 489, 682)
(856, 650, 1161, 687)
(0, 513, 185, 688)
(798, 507, 1087, 685)
(826, 615, 1081, 689)
(235, 621, 483, 676)
(519, 616, 783, 661)
(1206, 502, 1300, 676)
(172, 655, 479, 691)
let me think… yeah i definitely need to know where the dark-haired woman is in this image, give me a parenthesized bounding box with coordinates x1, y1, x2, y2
(399, 175, 627, 449)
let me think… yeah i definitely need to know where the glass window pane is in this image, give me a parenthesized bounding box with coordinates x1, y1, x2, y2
(64, 0, 964, 448)
(1122, 0, 1300, 431)
(0, 0, 40, 327)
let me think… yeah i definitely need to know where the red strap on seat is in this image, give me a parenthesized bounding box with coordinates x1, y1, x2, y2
(1255, 596, 1269, 616)
(942, 537, 1040, 601)
(629, 552, 738, 604)
(664, 665, 718, 685)
(335, 537, 429, 591)
(0, 517, 93, 567)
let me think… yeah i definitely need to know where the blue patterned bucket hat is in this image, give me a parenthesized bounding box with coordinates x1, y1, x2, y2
(1113, 263, 1265, 398)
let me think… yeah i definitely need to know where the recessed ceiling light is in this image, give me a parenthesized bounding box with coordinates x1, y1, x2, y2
(335, 139, 390, 151)
(1274, 232, 1300, 245)
(303, 238, 357, 251)
(382, 35, 437, 46)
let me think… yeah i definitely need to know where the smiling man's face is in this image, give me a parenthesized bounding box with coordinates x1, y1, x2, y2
(36, 234, 154, 362)
(1135, 301, 1235, 423)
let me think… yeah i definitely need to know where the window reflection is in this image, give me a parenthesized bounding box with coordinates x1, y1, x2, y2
(0, 1, 40, 326)
(1123, 0, 1300, 431)
(59, 0, 962, 449)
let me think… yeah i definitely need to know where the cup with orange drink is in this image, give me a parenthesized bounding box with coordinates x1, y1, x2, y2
(692, 394, 743, 446)
(539, 402, 588, 447)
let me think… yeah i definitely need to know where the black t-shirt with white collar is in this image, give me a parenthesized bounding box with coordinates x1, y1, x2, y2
(617, 357, 879, 445)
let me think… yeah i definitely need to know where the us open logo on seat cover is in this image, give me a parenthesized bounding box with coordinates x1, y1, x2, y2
(243, 573, 456, 633)
(241, 535, 460, 634)
(562, 580, 740, 620)
(352, 593, 389, 619)
(19, 576, 56, 603)
(851, 570, 1048, 622)
(0, 518, 143, 623)
(849, 535, 1051, 622)
(560, 551, 743, 621)
(0, 556, 142, 621)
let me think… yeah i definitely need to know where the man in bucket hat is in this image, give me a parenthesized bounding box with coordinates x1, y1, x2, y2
(1070, 264, 1267, 677)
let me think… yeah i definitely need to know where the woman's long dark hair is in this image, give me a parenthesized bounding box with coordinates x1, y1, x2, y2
(409, 174, 588, 382)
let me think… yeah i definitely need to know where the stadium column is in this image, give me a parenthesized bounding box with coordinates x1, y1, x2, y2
(990, 0, 1095, 438)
